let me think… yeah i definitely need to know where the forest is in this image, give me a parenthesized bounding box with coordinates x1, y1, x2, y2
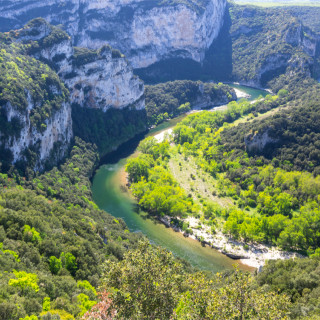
(0, 138, 144, 319)
(128, 75, 320, 253)
(145, 80, 236, 126)
(0, 35, 68, 132)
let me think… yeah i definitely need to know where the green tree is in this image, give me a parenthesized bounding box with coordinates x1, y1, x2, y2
(125, 155, 153, 183)
(174, 269, 291, 320)
(23, 225, 42, 244)
(42, 297, 51, 312)
(49, 256, 62, 274)
(101, 241, 184, 319)
(77, 294, 96, 317)
(60, 252, 77, 275)
(8, 270, 39, 293)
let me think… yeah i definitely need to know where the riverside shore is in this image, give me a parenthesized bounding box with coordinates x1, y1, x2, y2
(159, 215, 303, 269)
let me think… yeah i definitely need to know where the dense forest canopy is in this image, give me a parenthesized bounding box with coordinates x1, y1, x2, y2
(145, 80, 236, 126)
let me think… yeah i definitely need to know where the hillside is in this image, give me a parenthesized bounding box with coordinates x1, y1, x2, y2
(0, 138, 145, 319)
(0, 33, 72, 172)
(145, 80, 236, 126)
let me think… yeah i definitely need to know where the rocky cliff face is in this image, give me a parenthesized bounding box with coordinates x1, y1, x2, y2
(67, 47, 145, 111)
(2, 98, 72, 171)
(245, 130, 278, 153)
(17, 19, 145, 111)
(230, 5, 319, 87)
(0, 38, 73, 171)
(0, 0, 227, 68)
(0, 18, 146, 170)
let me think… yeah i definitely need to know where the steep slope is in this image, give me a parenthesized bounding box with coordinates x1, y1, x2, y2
(16, 18, 145, 112)
(0, 19, 147, 165)
(0, 34, 72, 172)
(229, 5, 319, 86)
(145, 80, 236, 125)
(135, 4, 320, 86)
(0, 139, 144, 319)
(0, 0, 227, 68)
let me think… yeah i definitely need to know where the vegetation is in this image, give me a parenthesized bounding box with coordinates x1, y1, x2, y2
(73, 45, 124, 67)
(124, 73, 320, 318)
(229, 4, 315, 85)
(72, 106, 147, 157)
(145, 80, 235, 126)
(84, 242, 291, 319)
(258, 257, 320, 318)
(137, 3, 318, 86)
(73, 47, 99, 67)
(126, 138, 193, 217)
(0, 138, 143, 319)
(168, 78, 320, 253)
(0, 28, 70, 171)
(0, 37, 69, 130)
(19, 18, 71, 52)
(1, 3, 320, 319)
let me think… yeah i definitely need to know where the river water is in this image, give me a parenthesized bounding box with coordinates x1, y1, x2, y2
(92, 85, 268, 273)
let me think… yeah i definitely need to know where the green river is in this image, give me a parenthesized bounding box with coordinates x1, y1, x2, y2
(92, 85, 268, 273)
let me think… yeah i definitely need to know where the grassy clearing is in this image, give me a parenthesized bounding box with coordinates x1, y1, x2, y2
(168, 148, 234, 210)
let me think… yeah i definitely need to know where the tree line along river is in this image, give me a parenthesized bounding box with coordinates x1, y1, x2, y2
(91, 85, 268, 272)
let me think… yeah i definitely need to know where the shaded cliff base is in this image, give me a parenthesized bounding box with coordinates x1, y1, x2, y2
(72, 105, 147, 158)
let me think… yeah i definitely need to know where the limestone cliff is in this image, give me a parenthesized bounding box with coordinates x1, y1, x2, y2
(16, 19, 145, 111)
(68, 46, 145, 111)
(245, 129, 278, 154)
(2, 98, 72, 171)
(230, 5, 319, 87)
(0, 18, 146, 170)
(0, 38, 72, 171)
(0, 0, 227, 68)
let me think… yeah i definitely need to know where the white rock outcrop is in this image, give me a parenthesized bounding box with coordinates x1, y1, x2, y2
(0, 0, 227, 68)
(245, 129, 278, 153)
(66, 47, 145, 111)
(17, 19, 145, 111)
(1, 18, 145, 170)
(2, 92, 72, 171)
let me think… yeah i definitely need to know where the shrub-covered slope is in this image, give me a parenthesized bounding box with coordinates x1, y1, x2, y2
(0, 138, 143, 319)
(145, 80, 236, 126)
(0, 33, 72, 171)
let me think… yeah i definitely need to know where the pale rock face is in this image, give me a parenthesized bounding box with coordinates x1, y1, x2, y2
(0, 0, 79, 31)
(1, 19, 145, 170)
(77, 0, 227, 68)
(2, 93, 72, 171)
(65, 48, 145, 111)
(245, 130, 278, 153)
(253, 26, 318, 87)
(285, 23, 317, 57)
(17, 20, 145, 111)
(0, 0, 227, 68)
(37, 39, 74, 74)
